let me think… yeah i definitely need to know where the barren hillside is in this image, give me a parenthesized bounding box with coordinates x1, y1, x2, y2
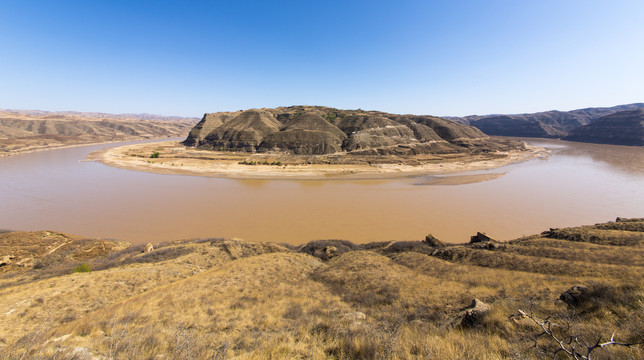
(1, 219, 642, 359)
(563, 109, 644, 146)
(183, 106, 518, 156)
(450, 103, 644, 142)
(0, 109, 198, 156)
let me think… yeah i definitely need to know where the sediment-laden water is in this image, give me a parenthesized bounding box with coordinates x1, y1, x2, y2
(0, 139, 642, 244)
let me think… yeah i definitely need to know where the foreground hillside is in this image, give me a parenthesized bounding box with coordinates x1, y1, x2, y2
(1, 219, 642, 359)
(0, 109, 198, 156)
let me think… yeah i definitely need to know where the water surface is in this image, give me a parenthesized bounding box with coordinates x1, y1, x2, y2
(0, 139, 642, 244)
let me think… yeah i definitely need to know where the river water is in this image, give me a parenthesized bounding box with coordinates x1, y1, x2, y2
(0, 139, 642, 245)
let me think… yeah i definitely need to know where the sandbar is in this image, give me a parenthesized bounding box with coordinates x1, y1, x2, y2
(88, 141, 549, 180)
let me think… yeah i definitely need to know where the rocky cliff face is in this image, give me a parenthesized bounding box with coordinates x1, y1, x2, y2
(184, 106, 495, 155)
(563, 109, 644, 146)
(182, 111, 240, 146)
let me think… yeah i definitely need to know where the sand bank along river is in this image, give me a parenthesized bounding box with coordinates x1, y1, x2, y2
(0, 138, 642, 244)
(88, 140, 546, 179)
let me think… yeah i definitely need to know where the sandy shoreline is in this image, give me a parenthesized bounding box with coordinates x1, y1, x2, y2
(88, 140, 550, 180)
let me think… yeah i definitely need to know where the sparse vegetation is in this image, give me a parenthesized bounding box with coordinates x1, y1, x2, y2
(72, 263, 91, 273)
(150, 151, 160, 158)
(0, 219, 642, 359)
(239, 159, 283, 166)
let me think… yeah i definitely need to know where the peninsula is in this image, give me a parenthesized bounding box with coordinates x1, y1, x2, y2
(91, 106, 546, 179)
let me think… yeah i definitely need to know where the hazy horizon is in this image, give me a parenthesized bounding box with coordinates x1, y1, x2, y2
(2, 102, 644, 120)
(1, 1, 643, 117)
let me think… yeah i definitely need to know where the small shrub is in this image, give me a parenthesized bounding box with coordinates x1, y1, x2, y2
(150, 152, 160, 158)
(73, 263, 91, 273)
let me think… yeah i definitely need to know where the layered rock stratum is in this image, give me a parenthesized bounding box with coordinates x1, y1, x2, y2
(184, 106, 516, 155)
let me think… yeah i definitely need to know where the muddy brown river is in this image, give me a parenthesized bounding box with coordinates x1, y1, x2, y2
(0, 139, 642, 244)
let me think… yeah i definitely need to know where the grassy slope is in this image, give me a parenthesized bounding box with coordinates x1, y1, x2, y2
(0, 220, 642, 359)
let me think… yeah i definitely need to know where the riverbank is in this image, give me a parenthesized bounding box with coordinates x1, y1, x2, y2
(88, 140, 549, 180)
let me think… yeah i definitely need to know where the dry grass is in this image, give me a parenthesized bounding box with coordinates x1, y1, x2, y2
(507, 237, 644, 266)
(542, 224, 644, 246)
(0, 219, 642, 359)
(431, 245, 643, 281)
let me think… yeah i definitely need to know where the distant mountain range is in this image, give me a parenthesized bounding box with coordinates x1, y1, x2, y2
(0, 109, 198, 123)
(0, 109, 199, 155)
(563, 109, 644, 146)
(449, 103, 644, 145)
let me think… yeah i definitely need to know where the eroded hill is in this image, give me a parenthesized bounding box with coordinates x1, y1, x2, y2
(0, 109, 198, 155)
(451, 103, 644, 142)
(0, 219, 642, 359)
(563, 109, 644, 146)
(183, 106, 519, 156)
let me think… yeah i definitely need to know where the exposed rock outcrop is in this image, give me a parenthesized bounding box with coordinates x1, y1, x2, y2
(300, 239, 359, 260)
(559, 285, 590, 308)
(182, 111, 240, 146)
(470, 232, 495, 244)
(0, 255, 15, 267)
(457, 299, 491, 327)
(423, 234, 446, 248)
(343, 311, 367, 321)
(200, 109, 282, 151)
(259, 112, 347, 154)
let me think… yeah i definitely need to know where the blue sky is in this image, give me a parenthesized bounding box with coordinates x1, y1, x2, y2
(1, 0, 642, 117)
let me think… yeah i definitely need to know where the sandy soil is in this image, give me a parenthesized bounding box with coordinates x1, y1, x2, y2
(88, 141, 549, 180)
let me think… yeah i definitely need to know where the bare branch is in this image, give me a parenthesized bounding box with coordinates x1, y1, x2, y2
(513, 308, 641, 359)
